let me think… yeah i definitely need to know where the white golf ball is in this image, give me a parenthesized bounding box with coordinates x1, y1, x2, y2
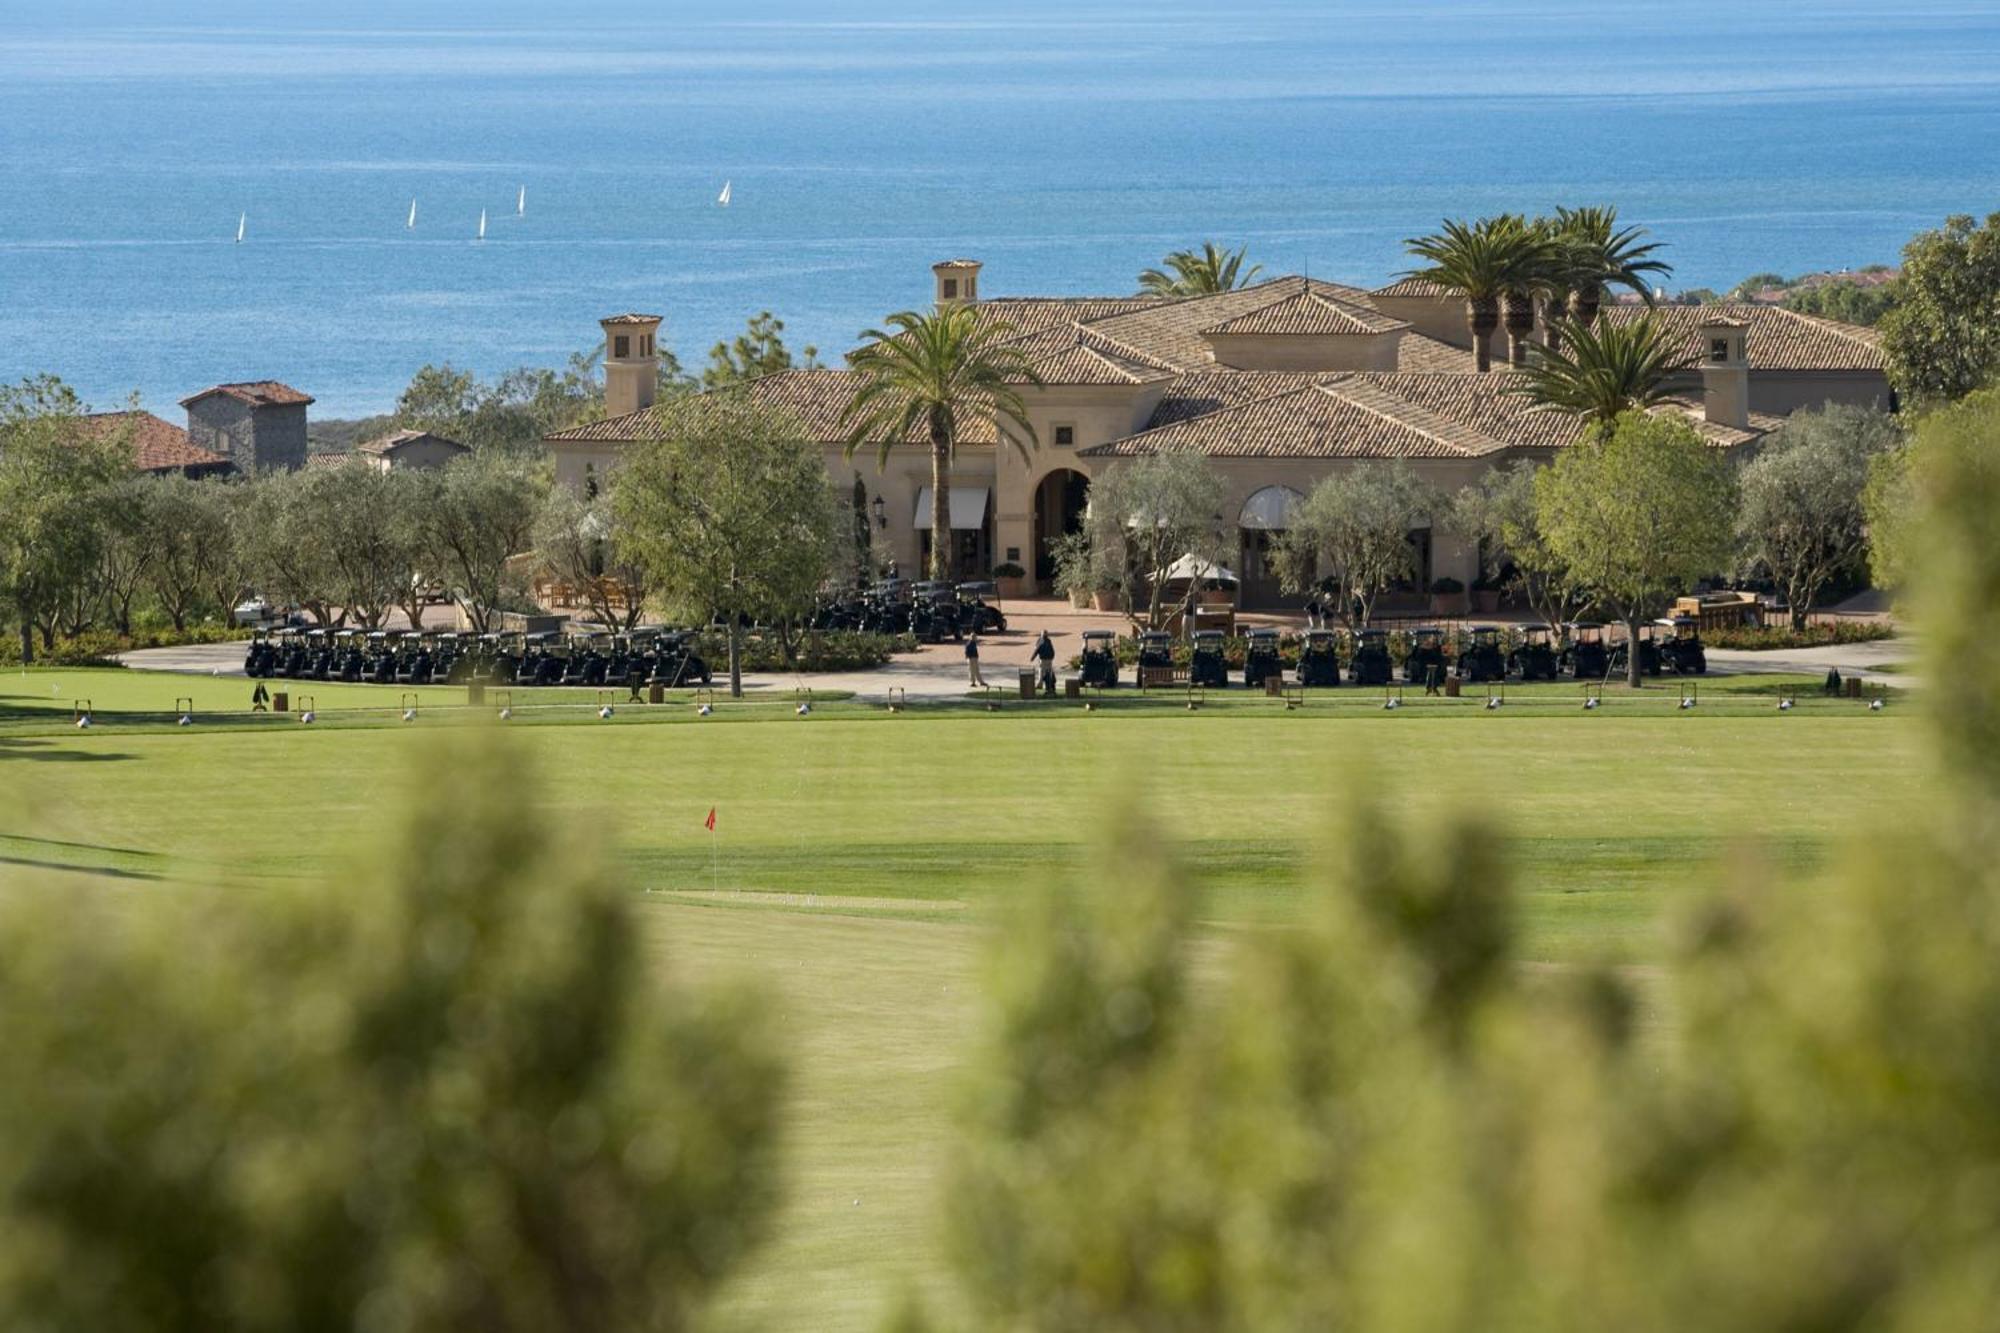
(599, 706, 614, 720)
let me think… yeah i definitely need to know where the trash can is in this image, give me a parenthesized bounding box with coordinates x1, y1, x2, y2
(272, 691, 289, 713)
(1018, 670, 1036, 700)
(649, 683, 665, 704)
(1444, 678, 1461, 698)
(1263, 675, 1283, 698)
(1065, 677, 1082, 699)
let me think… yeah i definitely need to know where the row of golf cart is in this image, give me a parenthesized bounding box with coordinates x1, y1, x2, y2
(244, 626, 713, 688)
(1073, 618, 1707, 690)
(809, 580, 1006, 643)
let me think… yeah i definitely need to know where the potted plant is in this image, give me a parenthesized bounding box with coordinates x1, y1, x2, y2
(1092, 581, 1123, 613)
(1429, 575, 1468, 617)
(1471, 573, 1503, 614)
(1051, 532, 1095, 608)
(991, 561, 1028, 599)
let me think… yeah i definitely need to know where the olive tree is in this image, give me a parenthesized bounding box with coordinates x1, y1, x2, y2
(416, 451, 548, 633)
(611, 391, 841, 696)
(1452, 461, 1587, 631)
(1880, 211, 2000, 407)
(1080, 447, 1229, 629)
(0, 739, 784, 1333)
(1277, 461, 1439, 627)
(1536, 412, 1736, 686)
(1737, 403, 1902, 628)
(237, 472, 338, 625)
(0, 376, 131, 660)
(140, 474, 241, 632)
(533, 487, 652, 633)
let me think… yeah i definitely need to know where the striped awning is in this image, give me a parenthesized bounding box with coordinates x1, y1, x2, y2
(912, 486, 990, 531)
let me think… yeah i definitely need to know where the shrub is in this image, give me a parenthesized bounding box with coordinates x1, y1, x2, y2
(689, 629, 912, 673)
(1705, 620, 1895, 651)
(990, 562, 1026, 579)
(1430, 576, 1465, 595)
(0, 622, 251, 668)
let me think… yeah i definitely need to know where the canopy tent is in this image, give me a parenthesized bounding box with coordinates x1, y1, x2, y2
(912, 485, 991, 531)
(1238, 485, 1304, 531)
(1159, 553, 1239, 586)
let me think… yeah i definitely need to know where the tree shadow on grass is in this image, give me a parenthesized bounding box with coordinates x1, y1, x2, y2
(0, 738, 136, 763)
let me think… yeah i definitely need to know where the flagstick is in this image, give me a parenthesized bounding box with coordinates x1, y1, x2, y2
(710, 822, 718, 894)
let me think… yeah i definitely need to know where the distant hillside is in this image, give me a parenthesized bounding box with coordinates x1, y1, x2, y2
(306, 414, 396, 454)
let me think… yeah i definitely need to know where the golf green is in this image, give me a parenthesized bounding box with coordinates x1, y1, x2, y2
(0, 665, 1928, 1328)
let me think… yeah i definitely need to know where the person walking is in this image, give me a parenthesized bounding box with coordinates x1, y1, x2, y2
(1032, 630, 1057, 697)
(965, 630, 987, 688)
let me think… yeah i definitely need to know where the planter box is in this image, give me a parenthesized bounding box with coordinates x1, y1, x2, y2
(1473, 589, 1501, 613)
(1430, 593, 1469, 617)
(1092, 590, 1121, 612)
(995, 576, 1029, 600)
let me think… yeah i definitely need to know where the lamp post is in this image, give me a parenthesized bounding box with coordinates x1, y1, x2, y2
(871, 495, 887, 529)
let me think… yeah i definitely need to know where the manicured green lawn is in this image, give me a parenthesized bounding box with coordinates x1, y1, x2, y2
(0, 665, 1928, 1329)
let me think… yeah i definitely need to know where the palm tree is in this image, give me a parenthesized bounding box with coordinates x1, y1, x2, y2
(1402, 216, 1554, 373)
(842, 306, 1043, 580)
(1554, 205, 1672, 332)
(1512, 315, 1697, 429)
(1137, 242, 1263, 297)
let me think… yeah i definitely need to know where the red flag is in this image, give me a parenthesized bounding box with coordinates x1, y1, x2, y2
(704, 807, 717, 832)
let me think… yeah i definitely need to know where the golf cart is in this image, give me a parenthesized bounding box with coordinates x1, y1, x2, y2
(1079, 629, 1120, 688)
(1189, 630, 1229, 688)
(1297, 628, 1341, 687)
(1508, 625, 1561, 681)
(523, 631, 565, 686)
(1136, 630, 1174, 680)
(305, 628, 336, 681)
(1243, 628, 1283, 690)
(1606, 623, 1662, 678)
(244, 628, 274, 677)
(1659, 615, 1708, 675)
(332, 628, 365, 682)
(1350, 628, 1394, 687)
(1456, 625, 1507, 683)
(1404, 627, 1448, 689)
(1562, 622, 1609, 679)
(956, 582, 1007, 634)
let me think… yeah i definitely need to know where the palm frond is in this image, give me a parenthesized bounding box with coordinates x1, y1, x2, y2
(1512, 315, 1698, 426)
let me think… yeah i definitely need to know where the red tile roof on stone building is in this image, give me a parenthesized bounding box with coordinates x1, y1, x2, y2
(179, 381, 314, 408)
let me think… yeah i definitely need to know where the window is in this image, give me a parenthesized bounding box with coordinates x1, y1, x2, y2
(641, 334, 653, 356)
(614, 335, 631, 359)
(1710, 338, 1730, 363)
(584, 463, 599, 500)
(1053, 424, 1076, 447)
(942, 278, 959, 300)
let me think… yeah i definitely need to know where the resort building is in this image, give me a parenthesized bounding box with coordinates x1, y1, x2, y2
(180, 380, 314, 473)
(352, 428, 469, 471)
(545, 261, 1888, 605)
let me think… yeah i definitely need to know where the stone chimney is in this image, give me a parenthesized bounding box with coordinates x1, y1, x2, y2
(933, 259, 982, 308)
(1698, 316, 1750, 430)
(601, 313, 663, 419)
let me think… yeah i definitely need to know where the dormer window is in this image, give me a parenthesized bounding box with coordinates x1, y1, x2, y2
(1710, 338, 1730, 363)
(1054, 424, 1076, 447)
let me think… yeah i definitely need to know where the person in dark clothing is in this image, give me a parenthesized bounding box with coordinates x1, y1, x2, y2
(965, 631, 987, 687)
(1032, 630, 1057, 696)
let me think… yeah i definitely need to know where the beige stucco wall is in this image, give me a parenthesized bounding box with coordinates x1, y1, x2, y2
(548, 440, 625, 498)
(1370, 293, 1469, 346)
(371, 439, 468, 472)
(1203, 330, 1403, 372)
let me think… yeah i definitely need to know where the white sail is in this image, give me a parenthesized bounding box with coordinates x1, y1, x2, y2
(407, 198, 417, 229)
(718, 180, 731, 207)
(236, 212, 246, 244)
(517, 185, 526, 216)
(478, 209, 487, 241)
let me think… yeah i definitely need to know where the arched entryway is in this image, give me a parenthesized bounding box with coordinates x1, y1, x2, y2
(1032, 468, 1091, 591)
(1238, 485, 1303, 607)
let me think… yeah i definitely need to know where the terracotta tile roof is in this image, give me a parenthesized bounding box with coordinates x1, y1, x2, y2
(600, 312, 663, 326)
(77, 410, 231, 473)
(1202, 287, 1408, 337)
(1395, 332, 1481, 373)
(1083, 381, 1490, 460)
(305, 452, 353, 469)
(1142, 371, 1347, 429)
(1337, 372, 1582, 452)
(933, 259, 983, 270)
(1082, 278, 1378, 372)
(962, 297, 1167, 343)
(179, 380, 314, 409)
(1370, 276, 1453, 299)
(544, 370, 1000, 447)
(1001, 326, 1176, 386)
(357, 427, 468, 457)
(1600, 304, 1881, 371)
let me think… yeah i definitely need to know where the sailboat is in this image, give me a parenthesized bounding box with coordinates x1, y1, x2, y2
(235, 212, 246, 244)
(407, 198, 417, 230)
(477, 209, 487, 241)
(717, 180, 732, 207)
(516, 185, 526, 217)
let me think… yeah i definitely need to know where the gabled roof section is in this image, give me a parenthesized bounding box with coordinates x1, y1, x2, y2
(1600, 303, 1882, 372)
(1002, 326, 1176, 386)
(1142, 371, 1348, 430)
(1201, 287, 1408, 337)
(1370, 276, 1452, 299)
(1082, 277, 1381, 372)
(357, 428, 468, 457)
(1081, 381, 1496, 461)
(179, 381, 314, 409)
(77, 410, 230, 472)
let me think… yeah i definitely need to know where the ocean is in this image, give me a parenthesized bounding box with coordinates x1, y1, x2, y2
(2, 0, 1997, 418)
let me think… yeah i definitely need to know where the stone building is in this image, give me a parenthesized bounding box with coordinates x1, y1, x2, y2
(75, 410, 233, 478)
(544, 260, 1889, 605)
(354, 428, 469, 472)
(180, 380, 313, 473)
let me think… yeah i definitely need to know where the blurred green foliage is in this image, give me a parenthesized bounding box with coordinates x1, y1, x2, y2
(927, 392, 2000, 1330)
(0, 740, 783, 1332)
